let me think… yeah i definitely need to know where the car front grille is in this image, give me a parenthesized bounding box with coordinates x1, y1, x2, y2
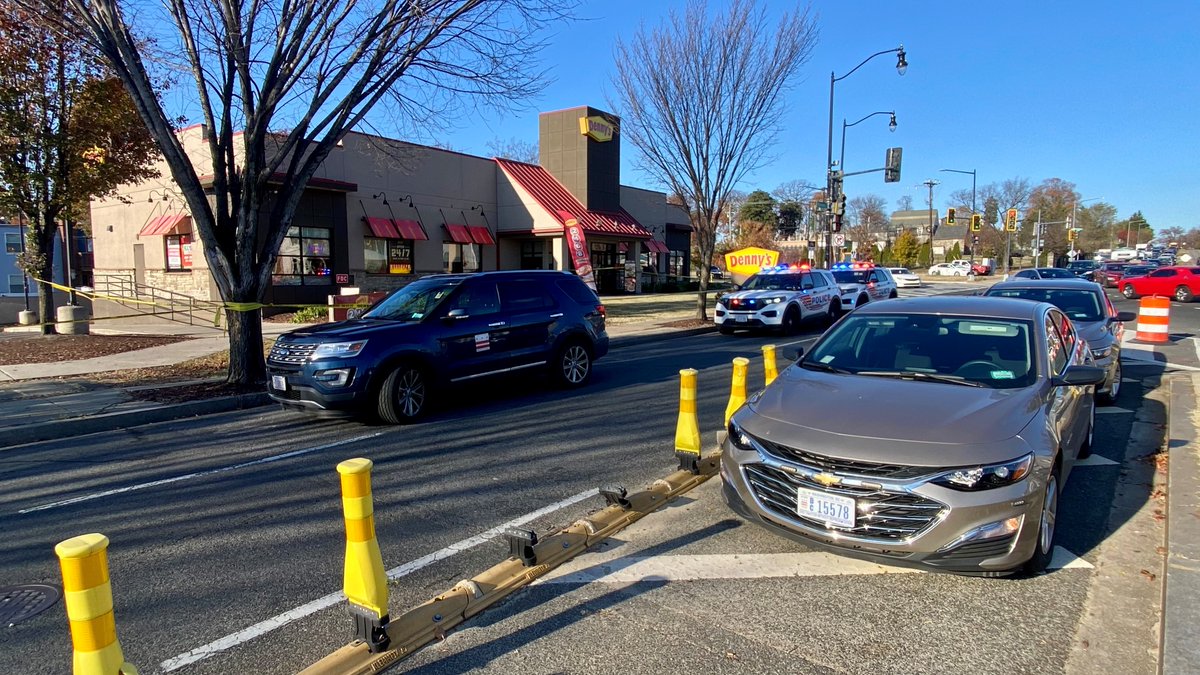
(754, 437, 940, 480)
(934, 535, 1017, 562)
(268, 341, 317, 366)
(744, 463, 946, 541)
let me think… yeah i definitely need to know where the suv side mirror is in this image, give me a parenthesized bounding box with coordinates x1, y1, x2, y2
(443, 308, 469, 321)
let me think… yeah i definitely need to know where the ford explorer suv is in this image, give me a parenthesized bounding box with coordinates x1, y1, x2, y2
(266, 270, 608, 423)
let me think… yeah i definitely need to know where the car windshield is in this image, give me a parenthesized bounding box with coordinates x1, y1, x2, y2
(832, 270, 870, 284)
(985, 288, 1104, 322)
(1036, 268, 1076, 279)
(802, 313, 1037, 389)
(362, 278, 460, 321)
(1068, 262, 1095, 270)
(741, 272, 807, 291)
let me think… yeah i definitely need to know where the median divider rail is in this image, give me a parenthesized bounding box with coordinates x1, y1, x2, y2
(55, 533, 139, 675)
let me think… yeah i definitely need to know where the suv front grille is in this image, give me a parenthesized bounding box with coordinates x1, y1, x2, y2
(744, 463, 946, 541)
(268, 341, 317, 366)
(755, 437, 940, 480)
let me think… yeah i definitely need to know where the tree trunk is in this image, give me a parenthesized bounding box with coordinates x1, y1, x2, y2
(226, 307, 266, 386)
(37, 259, 55, 336)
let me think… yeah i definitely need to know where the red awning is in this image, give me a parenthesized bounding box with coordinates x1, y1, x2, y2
(394, 219, 427, 241)
(468, 226, 495, 245)
(647, 240, 670, 253)
(365, 217, 400, 238)
(444, 224, 472, 244)
(138, 214, 191, 237)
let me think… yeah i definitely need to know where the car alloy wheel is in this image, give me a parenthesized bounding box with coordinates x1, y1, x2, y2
(377, 363, 428, 424)
(1175, 285, 1194, 303)
(1098, 359, 1120, 405)
(555, 341, 592, 387)
(1024, 466, 1061, 575)
(1122, 285, 1136, 299)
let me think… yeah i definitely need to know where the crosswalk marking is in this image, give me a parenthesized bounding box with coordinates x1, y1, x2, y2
(1075, 454, 1120, 466)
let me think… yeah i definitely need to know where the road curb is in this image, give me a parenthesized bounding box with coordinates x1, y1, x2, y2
(3, 392, 271, 447)
(1163, 373, 1200, 674)
(609, 324, 718, 347)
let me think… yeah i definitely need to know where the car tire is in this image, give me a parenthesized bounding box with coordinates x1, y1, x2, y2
(828, 299, 843, 323)
(780, 306, 801, 336)
(1175, 285, 1194, 303)
(857, 294, 869, 309)
(377, 362, 429, 424)
(1097, 359, 1121, 406)
(888, 290, 898, 299)
(1121, 285, 1137, 300)
(954, 270, 964, 277)
(552, 339, 592, 388)
(719, 325, 735, 335)
(1023, 462, 1061, 575)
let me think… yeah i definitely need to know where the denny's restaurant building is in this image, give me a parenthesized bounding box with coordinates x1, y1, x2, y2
(88, 105, 693, 314)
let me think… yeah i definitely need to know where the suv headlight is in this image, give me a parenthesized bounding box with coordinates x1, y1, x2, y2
(761, 296, 786, 305)
(727, 420, 756, 451)
(311, 340, 368, 359)
(932, 454, 1033, 491)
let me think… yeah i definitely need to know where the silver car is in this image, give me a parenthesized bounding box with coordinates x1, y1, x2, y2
(721, 296, 1105, 576)
(983, 278, 1135, 404)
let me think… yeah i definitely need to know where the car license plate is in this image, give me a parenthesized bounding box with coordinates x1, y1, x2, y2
(796, 487, 855, 528)
(271, 375, 287, 391)
(735, 315, 747, 322)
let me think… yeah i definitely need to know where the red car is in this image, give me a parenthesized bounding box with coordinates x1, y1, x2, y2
(1094, 262, 1127, 287)
(1119, 266, 1200, 302)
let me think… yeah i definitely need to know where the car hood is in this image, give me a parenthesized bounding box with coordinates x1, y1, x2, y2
(741, 367, 1042, 466)
(837, 283, 865, 292)
(723, 289, 795, 303)
(280, 318, 417, 342)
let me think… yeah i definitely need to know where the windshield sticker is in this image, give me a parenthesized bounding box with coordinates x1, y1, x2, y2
(991, 370, 1015, 379)
(412, 312, 424, 319)
(820, 355, 836, 364)
(959, 322, 1018, 336)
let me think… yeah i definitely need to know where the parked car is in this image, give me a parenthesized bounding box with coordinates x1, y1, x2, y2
(715, 265, 841, 334)
(709, 265, 725, 279)
(721, 295, 1105, 575)
(266, 270, 609, 423)
(984, 279, 1135, 404)
(1119, 266, 1200, 302)
(927, 262, 970, 276)
(1093, 261, 1127, 287)
(888, 267, 922, 288)
(1006, 267, 1076, 281)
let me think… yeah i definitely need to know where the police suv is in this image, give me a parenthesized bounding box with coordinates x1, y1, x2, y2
(715, 265, 841, 335)
(830, 262, 898, 311)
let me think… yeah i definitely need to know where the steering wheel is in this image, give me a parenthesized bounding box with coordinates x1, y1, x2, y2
(955, 360, 997, 378)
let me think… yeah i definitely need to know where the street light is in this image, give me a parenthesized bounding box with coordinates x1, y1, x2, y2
(918, 179, 940, 267)
(824, 44, 907, 267)
(940, 168, 977, 264)
(840, 111, 897, 174)
(1070, 196, 1102, 257)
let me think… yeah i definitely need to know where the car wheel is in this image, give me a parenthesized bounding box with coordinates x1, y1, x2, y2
(857, 294, 869, 309)
(1121, 284, 1137, 300)
(553, 340, 592, 387)
(1097, 359, 1121, 406)
(1175, 285, 1194, 303)
(719, 324, 735, 335)
(888, 290, 898, 299)
(1023, 463, 1060, 575)
(828, 299, 843, 323)
(954, 270, 964, 277)
(377, 362, 429, 424)
(780, 306, 801, 336)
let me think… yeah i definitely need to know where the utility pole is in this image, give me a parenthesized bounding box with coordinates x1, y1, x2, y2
(920, 179, 939, 267)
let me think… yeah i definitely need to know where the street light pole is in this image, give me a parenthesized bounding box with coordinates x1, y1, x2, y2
(840, 111, 897, 174)
(939, 168, 976, 264)
(1070, 196, 1102, 258)
(919, 179, 939, 267)
(825, 45, 907, 268)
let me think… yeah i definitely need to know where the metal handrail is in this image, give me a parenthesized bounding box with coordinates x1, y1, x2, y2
(93, 272, 226, 330)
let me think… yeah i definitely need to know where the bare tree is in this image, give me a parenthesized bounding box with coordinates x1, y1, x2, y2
(773, 178, 819, 203)
(35, 0, 573, 385)
(486, 136, 538, 163)
(846, 194, 887, 260)
(610, 0, 817, 320)
(896, 195, 914, 212)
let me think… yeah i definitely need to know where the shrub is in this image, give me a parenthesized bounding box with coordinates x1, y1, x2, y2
(292, 306, 328, 323)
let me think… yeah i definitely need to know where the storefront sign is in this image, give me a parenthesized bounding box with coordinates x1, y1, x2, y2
(560, 212, 597, 291)
(578, 115, 615, 142)
(724, 247, 780, 276)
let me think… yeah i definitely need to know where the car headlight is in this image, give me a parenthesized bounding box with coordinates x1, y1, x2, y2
(932, 454, 1033, 491)
(311, 340, 368, 359)
(761, 296, 786, 304)
(727, 420, 756, 451)
(1091, 345, 1113, 359)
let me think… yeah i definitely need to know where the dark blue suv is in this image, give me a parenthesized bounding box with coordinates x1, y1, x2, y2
(266, 270, 609, 423)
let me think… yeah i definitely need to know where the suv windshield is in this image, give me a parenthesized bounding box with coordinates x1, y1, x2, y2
(362, 278, 461, 321)
(741, 272, 808, 291)
(985, 288, 1104, 322)
(832, 270, 870, 284)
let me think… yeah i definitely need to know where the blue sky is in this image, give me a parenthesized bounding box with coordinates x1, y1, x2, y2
(432, 0, 1199, 230)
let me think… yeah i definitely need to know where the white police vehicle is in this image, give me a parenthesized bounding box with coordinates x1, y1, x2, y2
(715, 265, 841, 335)
(830, 262, 898, 311)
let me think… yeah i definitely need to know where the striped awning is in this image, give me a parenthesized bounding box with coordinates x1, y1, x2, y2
(468, 226, 495, 245)
(138, 214, 191, 237)
(444, 224, 472, 244)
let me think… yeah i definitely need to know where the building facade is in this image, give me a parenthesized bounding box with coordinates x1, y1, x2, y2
(88, 105, 692, 315)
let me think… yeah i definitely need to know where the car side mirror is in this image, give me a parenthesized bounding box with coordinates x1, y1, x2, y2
(1052, 365, 1106, 387)
(780, 346, 804, 361)
(1113, 311, 1137, 323)
(443, 308, 469, 321)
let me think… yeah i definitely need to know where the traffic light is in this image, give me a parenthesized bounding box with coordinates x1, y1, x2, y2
(831, 193, 846, 232)
(1005, 208, 1019, 232)
(1068, 228, 1077, 242)
(970, 213, 982, 232)
(947, 208, 956, 224)
(884, 147, 902, 183)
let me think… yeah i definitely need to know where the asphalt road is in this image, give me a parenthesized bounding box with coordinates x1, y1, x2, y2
(2, 284, 1193, 674)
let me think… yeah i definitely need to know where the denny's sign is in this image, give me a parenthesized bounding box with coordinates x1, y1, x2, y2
(724, 247, 780, 277)
(579, 115, 615, 142)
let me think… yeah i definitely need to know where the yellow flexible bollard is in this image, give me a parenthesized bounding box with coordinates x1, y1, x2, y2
(762, 344, 778, 385)
(55, 534, 138, 675)
(337, 458, 390, 652)
(725, 357, 750, 426)
(675, 368, 702, 473)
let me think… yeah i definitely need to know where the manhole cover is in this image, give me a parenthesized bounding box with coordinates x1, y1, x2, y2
(0, 584, 61, 626)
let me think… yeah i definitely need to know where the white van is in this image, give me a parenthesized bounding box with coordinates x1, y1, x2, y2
(1111, 248, 1137, 261)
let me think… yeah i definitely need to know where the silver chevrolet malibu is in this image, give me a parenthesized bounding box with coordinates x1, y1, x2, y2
(721, 296, 1106, 576)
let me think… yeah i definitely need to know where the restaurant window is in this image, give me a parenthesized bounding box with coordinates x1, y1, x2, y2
(8, 274, 23, 294)
(365, 238, 413, 275)
(520, 240, 545, 270)
(443, 243, 480, 273)
(273, 226, 332, 285)
(668, 250, 684, 278)
(165, 233, 194, 271)
(5, 233, 23, 254)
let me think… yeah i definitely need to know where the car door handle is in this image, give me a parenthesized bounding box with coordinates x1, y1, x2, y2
(550, 313, 564, 318)
(488, 321, 507, 327)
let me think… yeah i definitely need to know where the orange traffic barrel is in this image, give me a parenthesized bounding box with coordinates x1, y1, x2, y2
(1134, 296, 1170, 344)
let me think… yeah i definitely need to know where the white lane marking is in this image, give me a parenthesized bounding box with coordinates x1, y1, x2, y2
(540, 546, 1091, 584)
(1096, 407, 1134, 414)
(18, 433, 385, 514)
(1075, 454, 1120, 467)
(160, 488, 599, 672)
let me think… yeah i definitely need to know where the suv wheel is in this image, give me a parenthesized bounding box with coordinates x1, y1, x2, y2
(553, 340, 592, 387)
(780, 306, 801, 336)
(377, 363, 429, 424)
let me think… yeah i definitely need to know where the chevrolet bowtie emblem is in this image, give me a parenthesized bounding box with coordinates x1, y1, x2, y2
(812, 472, 841, 487)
